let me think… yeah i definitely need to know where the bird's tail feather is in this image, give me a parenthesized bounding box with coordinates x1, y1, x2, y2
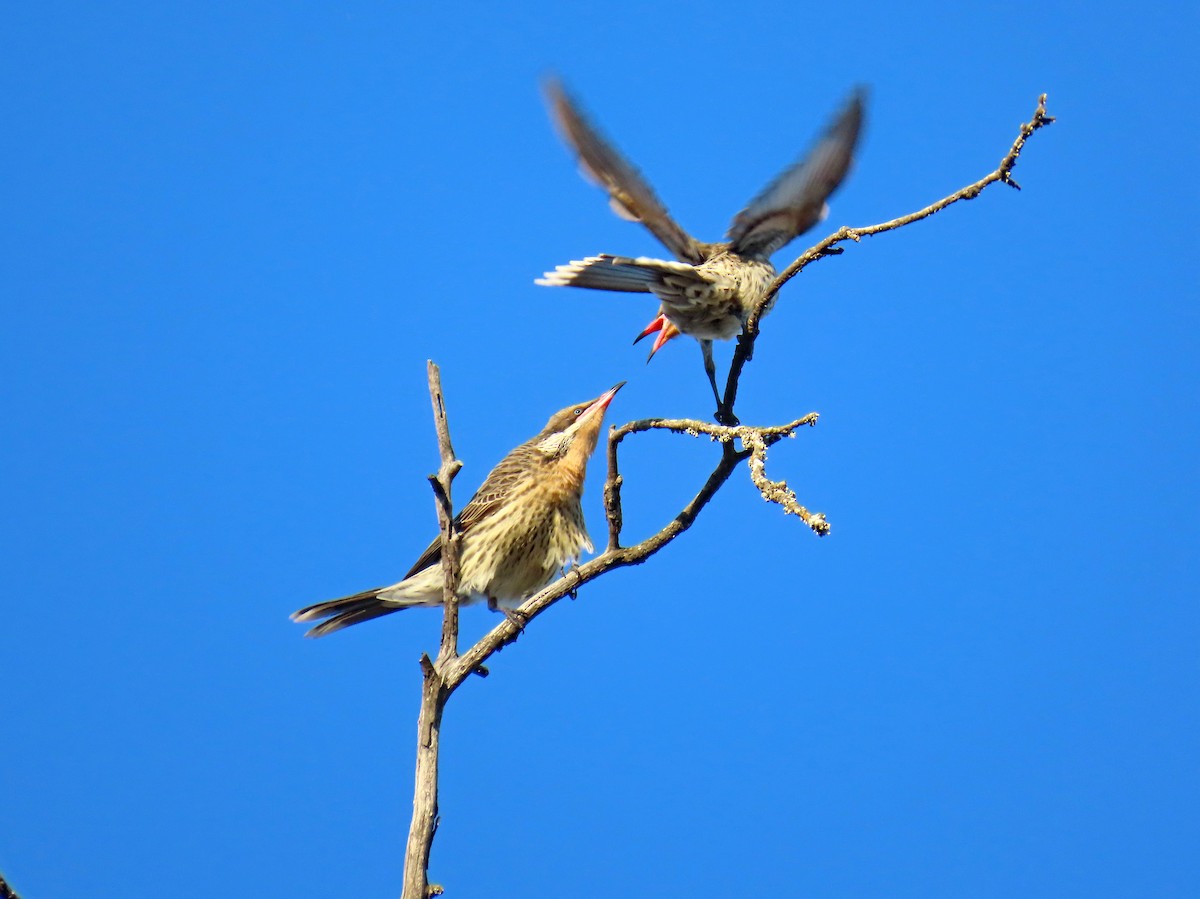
(291, 586, 427, 638)
(536, 254, 696, 293)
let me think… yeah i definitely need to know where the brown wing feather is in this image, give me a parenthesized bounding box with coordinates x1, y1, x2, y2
(402, 443, 539, 579)
(545, 77, 705, 265)
(728, 89, 866, 258)
(402, 534, 443, 580)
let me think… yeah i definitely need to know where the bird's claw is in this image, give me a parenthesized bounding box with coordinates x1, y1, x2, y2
(500, 607, 528, 630)
(562, 562, 582, 599)
(487, 597, 529, 630)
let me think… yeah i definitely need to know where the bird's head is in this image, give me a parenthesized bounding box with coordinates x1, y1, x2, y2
(534, 381, 626, 461)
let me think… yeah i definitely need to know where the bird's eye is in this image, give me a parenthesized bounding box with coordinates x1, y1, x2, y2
(573, 408, 583, 416)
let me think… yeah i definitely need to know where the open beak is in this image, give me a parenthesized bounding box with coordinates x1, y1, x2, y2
(632, 314, 665, 345)
(632, 314, 681, 362)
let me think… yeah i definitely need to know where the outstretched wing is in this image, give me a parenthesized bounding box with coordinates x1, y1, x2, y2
(727, 88, 866, 259)
(538, 253, 705, 294)
(544, 77, 705, 265)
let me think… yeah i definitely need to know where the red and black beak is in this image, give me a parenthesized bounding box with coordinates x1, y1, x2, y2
(632, 314, 681, 362)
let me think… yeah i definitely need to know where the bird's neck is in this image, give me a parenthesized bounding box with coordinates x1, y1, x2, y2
(556, 428, 600, 496)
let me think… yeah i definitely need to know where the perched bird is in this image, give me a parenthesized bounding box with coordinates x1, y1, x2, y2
(537, 79, 865, 417)
(292, 382, 624, 637)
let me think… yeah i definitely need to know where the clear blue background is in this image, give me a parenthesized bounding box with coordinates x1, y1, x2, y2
(3, 2, 1196, 897)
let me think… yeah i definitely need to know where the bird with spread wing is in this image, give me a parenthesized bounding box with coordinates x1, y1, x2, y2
(537, 79, 865, 422)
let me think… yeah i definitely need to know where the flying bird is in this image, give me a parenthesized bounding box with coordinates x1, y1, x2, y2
(292, 382, 624, 637)
(537, 79, 865, 419)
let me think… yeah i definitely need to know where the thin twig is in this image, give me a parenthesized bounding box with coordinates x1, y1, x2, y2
(743, 431, 828, 535)
(610, 414, 818, 445)
(603, 424, 625, 551)
(426, 361, 463, 664)
(721, 93, 1055, 418)
(401, 362, 463, 899)
(604, 414, 817, 548)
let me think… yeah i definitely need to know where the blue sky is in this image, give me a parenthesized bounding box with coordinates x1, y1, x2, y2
(2, 2, 1196, 896)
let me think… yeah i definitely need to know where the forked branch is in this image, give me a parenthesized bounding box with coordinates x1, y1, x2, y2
(400, 92, 1055, 896)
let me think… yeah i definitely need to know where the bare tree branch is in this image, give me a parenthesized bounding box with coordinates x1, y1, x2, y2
(401, 361, 463, 899)
(426, 361, 463, 664)
(603, 429, 625, 552)
(744, 430, 829, 534)
(397, 93, 1055, 894)
(721, 93, 1056, 418)
(610, 414, 817, 445)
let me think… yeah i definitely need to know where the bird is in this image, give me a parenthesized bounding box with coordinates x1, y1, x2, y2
(292, 382, 625, 637)
(536, 79, 865, 421)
